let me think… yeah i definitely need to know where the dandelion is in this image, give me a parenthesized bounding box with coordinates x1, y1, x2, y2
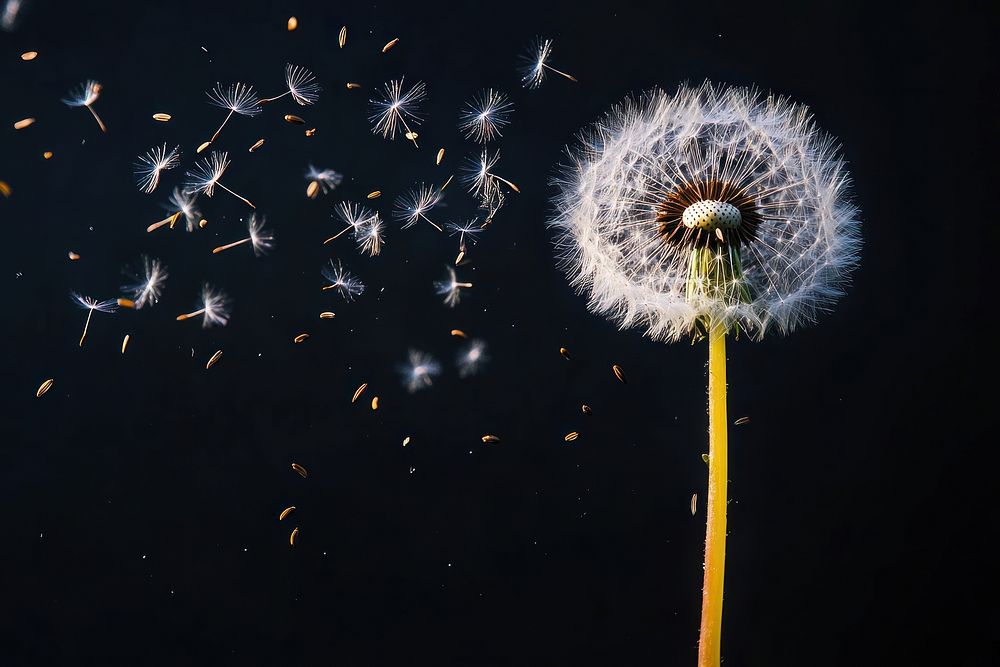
(134, 143, 181, 194)
(212, 213, 274, 255)
(519, 37, 577, 89)
(305, 165, 343, 196)
(355, 214, 385, 257)
(204, 82, 261, 145)
(398, 349, 440, 393)
(456, 339, 488, 378)
(147, 187, 202, 233)
(463, 149, 520, 210)
(324, 201, 384, 256)
(434, 267, 472, 307)
(447, 219, 485, 264)
(61, 79, 107, 132)
(394, 184, 444, 232)
(369, 78, 426, 147)
(121, 256, 167, 309)
(176, 283, 231, 328)
(321, 259, 365, 301)
(259, 63, 321, 106)
(71, 292, 117, 347)
(547, 82, 861, 666)
(459, 89, 514, 143)
(184, 151, 255, 208)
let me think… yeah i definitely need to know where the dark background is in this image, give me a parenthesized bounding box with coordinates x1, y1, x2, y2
(0, 0, 994, 664)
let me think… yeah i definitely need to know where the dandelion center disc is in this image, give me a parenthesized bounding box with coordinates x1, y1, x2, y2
(682, 200, 741, 231)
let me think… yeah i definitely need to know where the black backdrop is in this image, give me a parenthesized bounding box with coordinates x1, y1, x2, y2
(0, 0, 994, 664)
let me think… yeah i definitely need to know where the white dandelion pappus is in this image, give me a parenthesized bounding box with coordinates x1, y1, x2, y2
(134, 143, 181, 194)
(447, 219, 485, 263)
(321, 259, 365, 301)
(305, 165, 343, 195)
(324, 201, 379, 247)
(71, 292, 117, 347)
(459, 89, 514, 143)
(205, 82, 261, 143)
(355, 214, 385, 257)
(519, 37, 577, 89)
(260, 64, 322, 106)
(456, 339, 489, 378)
(462, 149, 520, 209)
(176, 283, 231, 328)
(434, 267, 473, 307)
(61, 79, 107, 132)
(548, 82, 861, 342)
(394, 184, 444, 232)
(212, 213, 274, 256)
(184, 151, 255, 208)
(369, 78, 426, 146)
(121, 256, 168, 309)
(147, 188, 202, 233)
(399, 349, 440, 393)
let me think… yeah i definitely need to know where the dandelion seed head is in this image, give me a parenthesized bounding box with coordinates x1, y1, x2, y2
(246, 213, 275, 256)
(199, 284, 231, 328)
(284, 64, 321, 106)
(399, 349, 440, 393)
(61, 80, 101, 107)
(122, 256, 168, 309)
(206, 82, 261, 116)
(356, 215, 385, 257)
(434, 267, 471, 307)
(447, 219, 485, 247)
(393, 184, 442, 229)
(167, 188, 201, 232)
(184, 151, 230, 197)
(369, 78, 426, 140)
(519, 38, 555, 89)
(321, 259, 365, 301)
(305, 165, 343, 193)
(457, 339, 489, 378)
(71, 292, 118, 313)
(459, 89, 514, 143)
(135, 144, 181, 194)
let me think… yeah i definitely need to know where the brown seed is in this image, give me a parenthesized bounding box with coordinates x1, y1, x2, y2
(402, 436, 411, 447)
(13, 118, 35, 130)
(167, 211, 181, 229)
(305, 128, 317, 137)
(0, 181, 9, 197)
(279, 506, 295, 521)
(581, 404, 593, 415)
(121, 334, 130, 354)
(382, 37, 399, 53)
(612, 364, 626, 383)
(198, 219, 208, 229)
(152, 113, 171, 122)
(559, 347, 571, 360)
(197, 141, 211, 154)
(454, 250, 465, 265)
(346, 82, 361, 90)
(287, 16, 298, 31)
(249, 138, 265, 152)
(338, 25, 347, 48)
(43, 151, 53, 159)
(701, 453, 710, 464)
(206, 349, 223, 370)
(366, 190, 381, 199)
(564, 431, 579, 442)
(450, 329, 467, 338)
(439, 174, 455, 191)
(289, 527, 299, 546)
(117, 298, 135, 309)
(481, 435, 500, 443)
(305, 180, 320, 198)
(319, 312, 336, 319)
(691, 493, 698, 516)
(404, 131, 419, 141)
(36, 379, 54, 398)
(291, 463, 308, 478)
(68, 251, 80, 261)
(436, 148, 445, 165)
(284, 114, 305, 125)
(293, 333, 310, 344)
(21, 51, 38, 61)
(734, 416, 750, 425)
(352, 382, 368, 404)
(371, 396, 379, 410)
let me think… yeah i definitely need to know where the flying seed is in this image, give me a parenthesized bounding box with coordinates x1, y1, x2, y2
(439, 174, 454, 191)
(284, 114, 305, 125)
(121, 334, 130, 354)
(294, 333, 310, 343)
(352, 382, 368, 403)
(279, 506, 295, 521)
(0, 181, 9, 197)
(117, 298, 135, 309)
(404, 131, 419, 141)
(455, 250, 465, 265)
(338, 25, 347, 48)
(289, 527, 299, 546)
(701, 453, 710, 464)
(382, 37, 399, 53)
(152, 113, 171, 122)
(68, 251, 80, 261)
(198, 219, 208, 229)
(346, 82, 361, 90)
(197, 141, 211, 154)
(734, 416, 750, 425)
(402, 436, 411, 447)
(481, 435, 500, 443)
(36, 379, 54, 398)
(612, 364, 626, 383)
(21, 51, 38, 61)
(450, 329, 467, 338)
(305, 128, 316, 137)
(691, 493, 698, 516)
(366, 191, 381, 199)
(436, 148, 445, 165)
(371, 396, 379, 410)
(306, 181, 319, 199)
(581, 404, 592, 415)
(43, 151, 53, 159)
(559, 347, 571, 360)
(564, 431, 579, 442)
(291, 463, 308, 478)
(206, 349, 223, 369)
(319, 312, 335, 319)
(13, 118, 35, 130)
(249, 138, 265, 152)
(286, 16, 298, 31)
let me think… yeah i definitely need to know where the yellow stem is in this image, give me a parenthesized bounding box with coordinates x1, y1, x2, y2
(698, 324, 728, 667)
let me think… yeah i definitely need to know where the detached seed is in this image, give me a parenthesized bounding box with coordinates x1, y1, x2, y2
(371, 396, 379, 410)
(338, 26, 347, 48)
(319, 312, 335, 319)
(36, 379, 54, 398)
(13, 118, 35, 130)
(734, 416, 750, 425)
(564, 432, 579, 442)
(346, 82, 361, 90)
(306, 181, 320, 199)
(206, 349, 223, 369)
(293, 333, 309, 343)
(436, 148, 445, 165)
(289, 527, 299, 546)
(291, 463, 308, 478)
(382, 37, 399, 53)
(450, 329, 467, 338)
(152, 113, 171, 122)
(286, 16, 298, 31)
(284, 114, 305, 125)
(197, 141, 211, 154)
(121, 334, 130, 354)
(612, 364, 626, 383)
(481, 435, 500, 443)
(21, 51, 38, 61)
(559, 347, 571, 360)
(249, 138, 265, 152)
(581, 404, 592, 415)
(68, 251, 80, 261)
(352, 382, 368, 403)
(366, 190, 381, 199)
(279, 506, 295, 521)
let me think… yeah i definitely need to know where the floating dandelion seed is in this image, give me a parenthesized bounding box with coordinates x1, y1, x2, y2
(394, 184, 444, 232)
(134, 143, 180, 194)
(463, 149, 520, 210)
(548, 82, 861, 667)
(321, 259, 365, 301)
(324, 201, 384, 256)
(369, 78, 426, 147)
(456, 339, 488, 378)
(434, 267, 473, 307)
(447, 219, 485, 263)
(304, 165, 343, 196)
(121, 256, 167, 309)
(519, 37, 577, 89)
(355, 214, 385, 257)
(399, 349, 440, 393)
(204, 82, 261, 145)
(148, 187, 202, 233)
(212, 213, 274, 256)
(61, 79, 107, 132)
(259, 63, 321, 106)
(459, 89, 514, 143)
(184, 151, 255, 208)
(71, 292, 117, 347)
(176, 283, 231, 328)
